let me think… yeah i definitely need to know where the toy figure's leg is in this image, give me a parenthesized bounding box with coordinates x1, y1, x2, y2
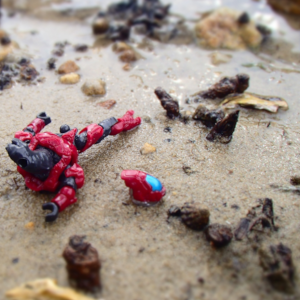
(15, 112, 51, 142)
(42, 164, 84, 222)
(42, 186, 77, 222)
(75, 110, 141, 153)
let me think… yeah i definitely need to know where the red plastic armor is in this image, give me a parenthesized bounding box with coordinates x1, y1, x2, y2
(9, 111, 141, 220)
(121, 170, 166, 204)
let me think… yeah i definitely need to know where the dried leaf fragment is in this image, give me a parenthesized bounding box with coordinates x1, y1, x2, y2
(206, 110, 239, 144)
(193, 104, 225, 128)
(5, 278, 95, 300)
(196, 73, 249, 100)
(221, 92, 288, 113)
(234, 218, 251, 240)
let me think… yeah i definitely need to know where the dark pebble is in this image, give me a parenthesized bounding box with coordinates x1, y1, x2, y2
(1, 36, 11, 45)
(74, 44, 88, 52)
(168, 205, 181, 217)
(237, 12, 250, 24)
(47, 57, 57, 70)
(205, 223, 233, 247)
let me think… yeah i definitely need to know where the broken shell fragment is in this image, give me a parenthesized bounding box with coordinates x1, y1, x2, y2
(205, 223, 233, 247)
(121, 170, 166, 206)
(197, 73, 249, 100)
(5, 278, 95, 300)
(154, 87, 180, 119)
(63, 235, 101, 292)
(220, 92, 289, 113)
(181, 202, 210, 230)
(193, 104, 225, 128)
(206, 110, 239, 144)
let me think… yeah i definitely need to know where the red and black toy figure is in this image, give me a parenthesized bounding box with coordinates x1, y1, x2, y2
(121, 170, 166, 206)
(6, 111, 141, 222)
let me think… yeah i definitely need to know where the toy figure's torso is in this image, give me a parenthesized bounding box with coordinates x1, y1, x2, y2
(18, 131, 83, 193)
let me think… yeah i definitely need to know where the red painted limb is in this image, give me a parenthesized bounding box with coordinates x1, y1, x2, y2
(110, 110, 141, 135)
(65, 163, 85, 189)
(14, 131, 33, 141)
(51, 186, 77, 212)
(42, 155, 72, 191)
(78, 124, 104, 153)
(24, 118, 46, 134)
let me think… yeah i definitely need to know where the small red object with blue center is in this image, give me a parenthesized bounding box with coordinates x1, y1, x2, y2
(121, 170, 166, 206)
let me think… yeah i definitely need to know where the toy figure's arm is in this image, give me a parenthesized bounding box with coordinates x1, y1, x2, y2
(75, 110, 141, 153)
(15, 112, 51, 142)
(42, 163, 84, 222)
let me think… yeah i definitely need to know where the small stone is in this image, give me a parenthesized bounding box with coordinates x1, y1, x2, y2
(93, 18, 110, 35)
(97, 99, 116, 109)
(209, 52, 232, 65)
(112, 41, 131, 53)
(20, 64, 39, 80)
(1, 36, 11, 46)
(142, 116, 152, 123)
(0, 73, 13, 90)
(195, 8, 262, 50)
(181, 202, 210, 230)
(47, 57, 56, 70)
(63, 235, 101, 292)
(52, 47, 64, 57)
(290, 175, 300, 185)
(119, 50, 137, 63)
(268, 0, 300, 15)
(0, 42, 18, 61)
(60, 73, 80, 84)
(237, 12, 250, 24)
(140, 143, 156, 155)
(74, 44, 88, 52)
(168, 205, 181, 217)
(58, 60, 79, 74)
(205, 223, 233, 247)
(82, 79, 106, 96)
(123, 63, 131, 71)
(24, 222, 35, 229)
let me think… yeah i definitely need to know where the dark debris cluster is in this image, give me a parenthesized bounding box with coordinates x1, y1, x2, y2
(0, 58, 40, 90)
(167, 198, 295, 292)
(92, 0, 171, 41)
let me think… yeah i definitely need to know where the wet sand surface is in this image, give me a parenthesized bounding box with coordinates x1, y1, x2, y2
(0, 0, 300, 299)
